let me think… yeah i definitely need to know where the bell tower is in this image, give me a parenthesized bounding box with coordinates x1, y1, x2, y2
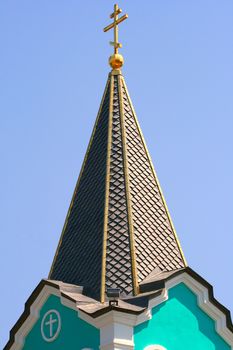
(4, 4, 233, 350)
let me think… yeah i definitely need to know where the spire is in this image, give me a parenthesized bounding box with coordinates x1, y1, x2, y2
(49, 6, 187, 302)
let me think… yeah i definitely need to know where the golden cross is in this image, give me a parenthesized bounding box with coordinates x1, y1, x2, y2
(103, 4, 128, 54)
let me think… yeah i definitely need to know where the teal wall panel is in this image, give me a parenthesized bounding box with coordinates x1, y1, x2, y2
(134, 283, 230, 350)
(22, 295, 100, 350)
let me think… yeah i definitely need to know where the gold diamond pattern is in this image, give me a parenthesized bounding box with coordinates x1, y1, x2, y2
(122, 81, 185, 283)
(50, 73, 185, 300)
(106, 76, 132, 295)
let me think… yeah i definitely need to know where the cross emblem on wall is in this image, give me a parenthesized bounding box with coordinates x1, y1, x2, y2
(41, 309, 61, 342)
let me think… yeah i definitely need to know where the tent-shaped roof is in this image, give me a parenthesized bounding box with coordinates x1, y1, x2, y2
(49, 69, 186, 302)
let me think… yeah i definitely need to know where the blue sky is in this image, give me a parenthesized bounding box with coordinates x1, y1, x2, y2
(1, 1, 233, 347)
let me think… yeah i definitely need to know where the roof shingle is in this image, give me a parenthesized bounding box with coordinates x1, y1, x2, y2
(49, 70, 186, 301)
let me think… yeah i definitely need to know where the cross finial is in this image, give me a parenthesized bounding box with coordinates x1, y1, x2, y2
(103, 4, 128, 69)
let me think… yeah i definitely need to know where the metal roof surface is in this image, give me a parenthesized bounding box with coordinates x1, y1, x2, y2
(49, 70, 186, 301)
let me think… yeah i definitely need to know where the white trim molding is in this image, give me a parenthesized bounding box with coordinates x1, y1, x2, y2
(6, 271, 233, 350)
(144, 346, 167, 350)
(99, 323, 134, 350)
(9, 283, 79, 350)
(165, 273, 233, 347)
(133, 273, 233, 348)
(12, 285, 61, 350)
(79, 310, 135, 350)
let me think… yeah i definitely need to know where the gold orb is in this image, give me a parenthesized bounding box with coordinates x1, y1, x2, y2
(109, 54, 124, 69)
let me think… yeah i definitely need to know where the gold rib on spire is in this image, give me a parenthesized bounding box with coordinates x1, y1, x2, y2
(103, 4, 128, 70)
(100, 75, 114, 303)
(118, 74, 139, 296)
(121, 78, 187, 268)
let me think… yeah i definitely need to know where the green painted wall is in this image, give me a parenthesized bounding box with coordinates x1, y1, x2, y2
(134, 283, 230, 350)
(22, 294, 100, 350)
